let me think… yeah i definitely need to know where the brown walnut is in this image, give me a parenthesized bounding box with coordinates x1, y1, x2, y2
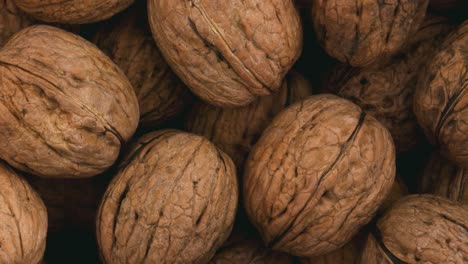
(243, 94, 396, 257)
(0, 0, 34, 46)
(312, 0, 429, 67)
(414, 21, 468, 168)
(361, 194, 468, 263)
(97, 130, 238, 264)
(148, 0, 303, 107)
(379, 176, 408, 213)
(0, 25, 139, 178)
(0, 161, 48, 264)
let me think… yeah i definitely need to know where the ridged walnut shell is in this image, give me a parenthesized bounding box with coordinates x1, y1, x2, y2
(186, 71, 312, 170)
(361, 195, 468, 263)
(312, 0, 429, 67)
(414, 21, 468, 168)
(0, 25, 139, 178)
(244, 94, 396, 257)
(93, 6, 192, 128)
(0, 0, 34, 46)
(0, 161, 48, 264)
(14, 0, 134, 24)
(97, 130, 238, 264)
(148, 0, 303, 107)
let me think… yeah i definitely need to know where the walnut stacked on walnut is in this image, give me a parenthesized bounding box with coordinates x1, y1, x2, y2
(0, 26, 139, 178)
(97, 130, 238, 263)
(148, 0, 302, 107)
(0, 161, 48, 264)
(0, 0, 34, 46)
(244, 94, 395, 257)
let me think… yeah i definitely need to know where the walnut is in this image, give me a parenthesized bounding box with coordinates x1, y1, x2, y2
(429, 0, 465, 12)
(414, 21, 468, 168)
(379, 176, 408, 213)
(361, 195, 468, 263)
(147, 0, 303, 107)
(419, 153, 467, 203)
(13, 0, 134, 24)
(324, 16, 452, 152)
(0, 25, 139, 178)
(0, 0, 34, 46)
(0, 161, 48, 264)
(97, 130, 238, 264)
(311, 0, 429, 67)
(186, 71, 312, 171)
(243, 94, 396, 257)
(93, 6, 192, 128)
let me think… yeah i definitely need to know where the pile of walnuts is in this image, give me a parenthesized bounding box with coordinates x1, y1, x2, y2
(0, 0, 466, 263)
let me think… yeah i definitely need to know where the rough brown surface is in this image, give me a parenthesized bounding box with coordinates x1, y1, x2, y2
(312, 0, 429, 67)
(186, 71, 312, 170)
(14, 0, 134, 24)
(0, 25, 139, 178)
(244, 94, 396, 257)
(361, 195, 468, 263)
(0, 0, 34, 46)
(379, 176, 408, 213)
(419, 153, 467, 203)
(324, 16, 452, 152)
(148, 0, 303, 107)
(0, 161, 48, 264)
(97, 130, 238, 264)
(414, 21, 468, 168)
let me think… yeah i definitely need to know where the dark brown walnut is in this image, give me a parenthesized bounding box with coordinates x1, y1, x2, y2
(430, 0, 465, 12)
(361, 195, 468, 263)
(186, 71, 313, 170)
(244, 94, 396, 257)
(0, 161, 48, 264)
(0, 0, 34, 46)
(324, 17, 452, 152)
(93, 6, 192, 128)
(414, 21, 468, 168)
(311, 0, 429, 67)
(0, 25, 139, 178)
(148, 0, 303, 107)
(14, 0, 134, 24)
(419, 153, 467, 203)
(97, 130, 238, 264)
(379, 176, 408, 213)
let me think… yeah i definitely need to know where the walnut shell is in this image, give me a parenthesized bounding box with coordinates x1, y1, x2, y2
(244, 94, 396, 257)
(0, 161, 48, 264)
(97, 130, 238, 264)
(148, 0, 303, 107)
(186, 71, 312, 171)
(0, 25, 139, 178)
(14, 0, 134, 24)
(0, 0, 34, 46)
(419, 152, 467, 203)
(414, 21, 468, 168)
(379, 176, 408, 213)
(312, 0, 429, 67)
(361, 195, 468, 263)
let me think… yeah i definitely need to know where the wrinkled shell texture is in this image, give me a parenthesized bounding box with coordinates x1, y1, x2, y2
(148, 0, 302, 107)
(414, 21, 468, 168)
(419, 153, 467, 203)
(14, 0, 134, 24)
(0, 0, 34, 46)
(0, 161, 48, 264)
(186, 71, 312, 170)
(244, 94, 396, 257)
(0, 26, 139, 178)
(97, 130, 238, 264)
(312, 0, 429, 67)
(325, 17, 451, 152)
(93, 7, 191, 128)
(361, 195, 468, 263)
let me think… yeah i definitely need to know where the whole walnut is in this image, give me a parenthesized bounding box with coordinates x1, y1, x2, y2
(361, 195, 468, 263)
(93, 6, 192, 128)
(0, 161, 48, 264)
(244, 94, 396, 257)
(186, 71, 312, 171)
(414, 21, 468, 168)
(14, 0, 134, 24)
(311, 0, 429, 67)
(0, 0, 34, 46)
(324, 16, 452, 152)
(148, 0, 303, 107)
(97, 130, 238, 264)
(419, 153, 467, 203)
(0, 25, 139, 178)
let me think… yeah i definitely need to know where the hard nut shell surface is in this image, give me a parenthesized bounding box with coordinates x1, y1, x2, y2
(0, 0, 34, 47)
